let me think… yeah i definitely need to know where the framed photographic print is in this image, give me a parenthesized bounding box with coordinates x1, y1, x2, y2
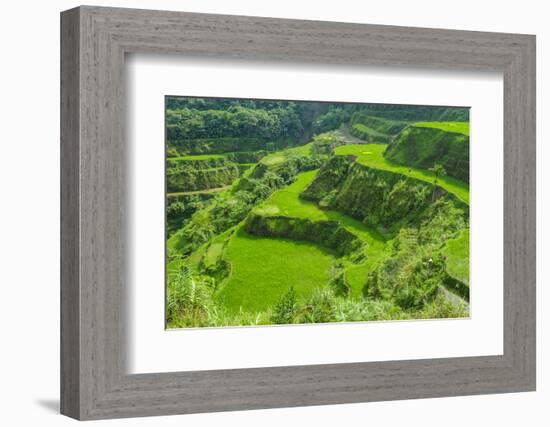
(163, 96, 472, 330)
(61, 6, 536, 420)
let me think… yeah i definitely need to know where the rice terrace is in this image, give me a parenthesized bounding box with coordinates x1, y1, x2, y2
(165, 97, 470, 328)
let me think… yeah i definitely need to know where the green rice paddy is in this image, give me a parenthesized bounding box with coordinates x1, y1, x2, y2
(217, 227, 337, 313)
(335, 144, 470, 204)
(414, 121, 469, 136)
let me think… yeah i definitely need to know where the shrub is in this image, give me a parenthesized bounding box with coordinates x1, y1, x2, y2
(166, 264, 215, 327)
(417, 293, 469, 319)
(363, 228, 450, 310)
(299, 288, 337, 323)
(225, 150, 268, 163)
(271, 287, 298, 324)
(334, 298, 404, 322)
(329, 263, 350, 297)
(166, 194, 213, 237)
(312, 108, 351, 134)
(379, 179, 431, 226)
(203, 259, 230, 287)
(310, 132, 342, 156)
(417, 198, 468, 246)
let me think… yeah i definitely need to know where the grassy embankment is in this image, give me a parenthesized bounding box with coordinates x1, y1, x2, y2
(348, 113, 409, 143)
(168, 154, 225, 161)
(335, 142, 470, 294)
(414, 121, 469, 136)
(335, 144, 469, 203)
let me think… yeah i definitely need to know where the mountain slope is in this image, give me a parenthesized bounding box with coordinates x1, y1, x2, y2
(384, 125, 470, 183)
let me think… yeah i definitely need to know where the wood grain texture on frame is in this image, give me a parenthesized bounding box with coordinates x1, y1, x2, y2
(60, 5, 536, 420)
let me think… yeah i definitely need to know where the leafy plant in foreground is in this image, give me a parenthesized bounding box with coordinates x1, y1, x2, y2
(166, 264, 214, 327)
(299, 287, 338, 323)
(270, 287, 298, 324)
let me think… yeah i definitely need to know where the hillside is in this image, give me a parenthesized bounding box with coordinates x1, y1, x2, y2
(166, 156, 240, 193)
(384, 124, 470, 183)
(334, 144, 469, 203)
(415, 121, 469, 135)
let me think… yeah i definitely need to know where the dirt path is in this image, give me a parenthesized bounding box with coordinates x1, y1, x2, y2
(334, 126, 368, 145)
(335, 124, 405, 146)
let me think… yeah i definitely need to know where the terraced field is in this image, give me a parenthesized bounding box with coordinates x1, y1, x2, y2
(254, 170, 388, 297)
(348, 112, 409, 143)
(217, 227, 337, 313)
(415, 121, 470, 136)
(168, 154, 225, 161)
(349, 123, 391, 143)
(167, 186, 231, 197)
(335, 144, 470, 204)
(259, 142, 313, 166)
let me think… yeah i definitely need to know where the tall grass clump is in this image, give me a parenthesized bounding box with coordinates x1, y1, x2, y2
(166, 264, 214, 327)
(270, 287, 298, 324)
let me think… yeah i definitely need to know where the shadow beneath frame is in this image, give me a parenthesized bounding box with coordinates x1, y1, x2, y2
(35, 399, 59, 414)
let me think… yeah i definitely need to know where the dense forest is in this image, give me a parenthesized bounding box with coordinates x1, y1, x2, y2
(165, 97, 470, 328)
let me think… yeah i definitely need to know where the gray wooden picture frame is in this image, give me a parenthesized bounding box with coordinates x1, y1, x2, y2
(60, 5, 536, 421)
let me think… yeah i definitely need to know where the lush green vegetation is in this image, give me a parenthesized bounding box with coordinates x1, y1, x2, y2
(443, 229, 470, 286)
(255, 170, 385, 244)
(384, 124, 470, 183)
(312, 108, 352, 134)
(253, 170, 387, 297)
(349, 123, 391, 143)
(351, 112, 409, 135)
(334, 144, 469, 203)
(415, 121, 470, 136)
(217, 227, 337, 313)
(165, 97, 470, 328)
(346, 113, 410, 143)
(356, 105, 469, 122)
(166, 104, 304, 141)
(166, 156, 240, 193)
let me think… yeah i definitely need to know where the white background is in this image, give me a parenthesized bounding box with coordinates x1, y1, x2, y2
(129, 57, 503, 373)
(0, 0, 547, 426)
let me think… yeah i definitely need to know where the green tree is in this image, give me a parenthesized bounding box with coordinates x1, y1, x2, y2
(429, 163, 447, 183)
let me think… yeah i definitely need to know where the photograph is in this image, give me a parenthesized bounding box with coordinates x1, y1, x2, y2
(165, 97, 470, 329)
